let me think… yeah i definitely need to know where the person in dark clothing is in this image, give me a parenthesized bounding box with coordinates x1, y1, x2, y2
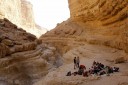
(74, 57, 77, 69)
(76, 56, 80, 68)
(78, 68, 84, 75)
(77, 65, 86, 75)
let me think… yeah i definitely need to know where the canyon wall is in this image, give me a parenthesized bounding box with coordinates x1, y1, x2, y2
(0, 0, 22, 26)
(42, 0, 128, 53)
(68, 0, 128, 26)
(0, 18, 62, 85)
(0, 0, 46, 37)
(21, 0, 35, 30)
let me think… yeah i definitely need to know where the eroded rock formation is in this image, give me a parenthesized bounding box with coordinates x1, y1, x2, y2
(0, 0, 47, 37)
(41, 0, 128, 53)
(0, 19, 62, 85)
(0, 0, 128, 85)
(69, 0, 128, 25)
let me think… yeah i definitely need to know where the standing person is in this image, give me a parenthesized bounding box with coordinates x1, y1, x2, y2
(76, 56, 80, 68)
(74, 57, 77, 69)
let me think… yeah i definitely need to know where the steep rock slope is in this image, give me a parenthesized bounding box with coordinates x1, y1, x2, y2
(0, 0, 46, 37)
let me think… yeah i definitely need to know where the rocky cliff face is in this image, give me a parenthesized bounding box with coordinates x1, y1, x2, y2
(69, 0, 128, 25)
(0, 18, 62, 85)
(0, 0, 22, 26)
(42, 0, 128, 53)
(21, 0, 35, 30)
(0, 0, 46, 37)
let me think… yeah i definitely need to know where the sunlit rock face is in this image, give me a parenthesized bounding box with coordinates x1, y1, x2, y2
(68, 0, 128, 26)
(0, 0, 46, 37)
(42, 0, 128, 53)
(20, 0, 35, 30)
(67, 0, 128, 52)
(0, 0, 22, 26)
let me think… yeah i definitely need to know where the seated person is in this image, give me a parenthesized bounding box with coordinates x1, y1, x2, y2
(78, 65, 86, 75)
(78, 68, 84, 75)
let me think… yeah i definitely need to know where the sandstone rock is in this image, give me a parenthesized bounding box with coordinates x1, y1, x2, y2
(0, 18, 38, 43)
(0, 34, 9, 40)
(0, 43, 10, 58)
(26, 33, 37, 41)
(41, 0, 128, 54)
(0, 36, 2, 42)
(9, 48, 15, 54)
(14, 45, 24, 52)
(2, 39, 14, 47)
(14, 42, 36, 52)
(4, 18, 17, 29)
(35, 39, 42, 45)
(114, 57, 126, 64)
(23, 42, 36, 51)
(14, 41, 22, 45)
(42, 49, 54, 60)
(0, 0, 46, 37)
(69, 0, 128, 25)
(48, 47, 56, 52)
(118, 82, 128, 85)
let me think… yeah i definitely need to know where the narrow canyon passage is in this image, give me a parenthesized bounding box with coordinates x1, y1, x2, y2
(0, 0, 128, 85)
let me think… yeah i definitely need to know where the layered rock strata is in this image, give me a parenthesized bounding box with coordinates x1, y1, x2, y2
(0, 0, 46, 37)
(41, 0, 128, 53)
(0, 19, 62, 85)
(68, 0, 128, 26)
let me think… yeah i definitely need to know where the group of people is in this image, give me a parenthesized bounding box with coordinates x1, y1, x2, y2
(87, 61, 119, 76)
(66, 57, 119, 77)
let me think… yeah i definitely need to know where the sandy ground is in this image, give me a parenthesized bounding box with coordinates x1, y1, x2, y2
(34, 43, 128, 85)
